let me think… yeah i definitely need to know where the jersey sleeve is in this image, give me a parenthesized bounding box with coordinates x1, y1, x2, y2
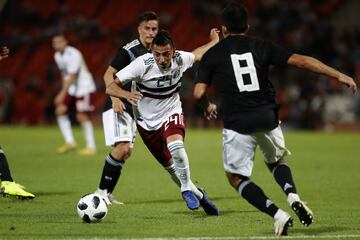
(266, 41, 293, 66)
(115, 57, 144, 85)
(110, 48, 131, 70)
(195, 51, 213, 85)
(178, 51, 195, 70)
(66, 50, 82, 74)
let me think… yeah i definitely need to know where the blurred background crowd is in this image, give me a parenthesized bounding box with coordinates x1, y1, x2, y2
(0, 0, 359, 130)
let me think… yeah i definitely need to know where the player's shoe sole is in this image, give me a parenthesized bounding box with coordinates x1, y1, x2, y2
(198, 188, 220, 216)
(292, 201, 313, 226)
(181, 190, 200, 210)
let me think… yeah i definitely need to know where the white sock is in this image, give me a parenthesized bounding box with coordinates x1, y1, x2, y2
(82, 121, 96, 149)
(167, 140, 192, 192)
(164, 163, 203, 199)
(164, 164, 181, 187)
(57, 115, 75, 144)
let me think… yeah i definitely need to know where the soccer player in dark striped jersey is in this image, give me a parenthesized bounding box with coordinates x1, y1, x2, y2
(96, 11, 159, 204)
(193, 3, 357, 236)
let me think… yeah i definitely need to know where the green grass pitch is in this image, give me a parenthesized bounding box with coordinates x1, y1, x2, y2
(0, 126, 360, 239)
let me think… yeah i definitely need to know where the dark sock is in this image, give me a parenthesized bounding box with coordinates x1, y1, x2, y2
(269, 162, 297, 195)
(0, 149, 13, 182)
(238, 179, 279, 217)
(99, 154, 124, 192)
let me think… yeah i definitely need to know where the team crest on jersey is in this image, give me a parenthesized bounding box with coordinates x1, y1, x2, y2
(174, 52, 183, 66)
(172, 69, 180, 79)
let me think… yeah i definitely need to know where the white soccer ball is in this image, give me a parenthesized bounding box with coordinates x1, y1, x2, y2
(77, 193, 108, 223)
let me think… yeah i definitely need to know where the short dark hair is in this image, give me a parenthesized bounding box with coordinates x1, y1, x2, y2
(152, 30, 174, 47)
(221, 3, 248, 34)
(138, 11, 158, 24)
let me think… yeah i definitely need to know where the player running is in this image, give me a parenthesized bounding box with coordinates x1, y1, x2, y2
(105, 30, 220, 215)
(193, 3, 357, 236)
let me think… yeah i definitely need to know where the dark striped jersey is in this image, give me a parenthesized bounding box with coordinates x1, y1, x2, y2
(196, 35, 292, 134)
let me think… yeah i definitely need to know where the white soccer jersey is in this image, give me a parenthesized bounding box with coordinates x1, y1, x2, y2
(54, 46, 96, 97)
(115, 50, 195, 131)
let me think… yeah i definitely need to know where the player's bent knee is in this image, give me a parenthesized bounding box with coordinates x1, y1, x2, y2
(226, 172, 248, 189)
(55, 105, 67, 116)
(76, 112, 89, 123)
(112, 142, 132, 160)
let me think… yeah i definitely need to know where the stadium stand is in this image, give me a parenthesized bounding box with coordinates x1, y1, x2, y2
(0, 0, 359, 130)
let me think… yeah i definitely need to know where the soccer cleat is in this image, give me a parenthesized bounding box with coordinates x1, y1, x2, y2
(181, 190, 200, 210)
(78, 147, 96, 156)
(291, 201, 313, 226)
(0, 181, 35, 199)
(108, 193, 124, 205)
(288, 193, 313, 226)
(274, 209, 293, 236)
(57, 143, 76, 154)
(95, 189, 124, 205)
(198, 188, 220, 216)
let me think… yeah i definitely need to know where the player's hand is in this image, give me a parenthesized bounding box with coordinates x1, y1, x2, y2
(54, 91, 66, 105)
(0, 46, 9, 61)
(112, 98, 126, 114)
(209, 28, 220, 43)
(126, 91, 143, 106)
(204, 103, 217, 120)
(338, 73, 357, 94)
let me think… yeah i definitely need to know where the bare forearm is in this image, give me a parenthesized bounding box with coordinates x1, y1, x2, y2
(105, 81, 129, 99)
(289, 54, 340, 79)
(62, 74, 77, 92)
(192, 40, 218, 62)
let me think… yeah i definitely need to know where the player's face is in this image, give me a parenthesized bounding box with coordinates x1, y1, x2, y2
(138, 20, 159, 47)
(52, 36, 67, 52)
(152, 44, 174, 70)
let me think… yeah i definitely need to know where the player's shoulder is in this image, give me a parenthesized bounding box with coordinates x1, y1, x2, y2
(139, 53, 155, 66)
(123, 39, 141, 51)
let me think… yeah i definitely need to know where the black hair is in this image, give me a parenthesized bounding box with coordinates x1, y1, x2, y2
(221, 3, 248, 34)
(152, 30, 174, 47)
(138, 11, 158, 24)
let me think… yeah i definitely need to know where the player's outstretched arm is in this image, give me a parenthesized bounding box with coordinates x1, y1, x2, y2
(288, 54, 358, 94)
(0, 46, 9, 61)
(193, 83, 217, 120)
(192, 28, 220, 62)
(105, 78, 142, 106)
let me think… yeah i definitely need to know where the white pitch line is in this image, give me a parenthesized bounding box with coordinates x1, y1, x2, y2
(76, 234, 360, 240)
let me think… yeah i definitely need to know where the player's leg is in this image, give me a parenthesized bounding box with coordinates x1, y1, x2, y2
(164, 114, 219, 214)
(223, 128, 292, 236)
(257, 126, 313, 226)
(55, 95, 76, 153)
(136, 124, 181, 187)
(76, 94, 96, 155)
(96, 110, 135, 204)
(0, 147, 35, 199)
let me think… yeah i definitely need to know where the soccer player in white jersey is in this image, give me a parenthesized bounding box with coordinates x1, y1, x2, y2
(52, 34, 97, 156)
(105, 30, 220, 215)
(0, 46, 35, 199)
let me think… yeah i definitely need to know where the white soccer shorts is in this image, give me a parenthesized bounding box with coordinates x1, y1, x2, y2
(102, 109, 136, 147)
(223, 125, 291, 177)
